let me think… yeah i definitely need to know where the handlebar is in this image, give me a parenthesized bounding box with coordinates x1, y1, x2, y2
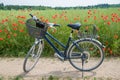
(47, 23, 60, 28)
(29, 14, 60, 28)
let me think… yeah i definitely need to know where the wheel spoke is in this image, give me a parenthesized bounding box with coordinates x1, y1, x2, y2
(23, 40, 44, 72)
(68, 39, 104, 71)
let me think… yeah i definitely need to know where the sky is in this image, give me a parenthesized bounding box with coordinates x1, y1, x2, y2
(0, 0, 120, 7)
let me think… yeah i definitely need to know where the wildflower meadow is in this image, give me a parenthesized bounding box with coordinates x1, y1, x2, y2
(0, 8, 120, 57)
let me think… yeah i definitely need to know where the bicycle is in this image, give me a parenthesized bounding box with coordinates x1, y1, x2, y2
(23, 14, 105, 73)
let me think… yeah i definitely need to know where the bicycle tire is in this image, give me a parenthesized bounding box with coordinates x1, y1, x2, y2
(68, 38, 104, 71)
(23, 40, 44, 72)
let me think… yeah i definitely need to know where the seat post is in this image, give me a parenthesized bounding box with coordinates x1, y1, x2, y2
(70, 29, 74, 38)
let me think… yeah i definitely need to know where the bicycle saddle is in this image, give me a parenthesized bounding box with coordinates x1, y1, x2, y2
(67, 22, 81, 30)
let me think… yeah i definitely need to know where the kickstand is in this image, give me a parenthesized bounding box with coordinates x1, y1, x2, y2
(82, 71, 84, 78)
(82, 59, 84, 78)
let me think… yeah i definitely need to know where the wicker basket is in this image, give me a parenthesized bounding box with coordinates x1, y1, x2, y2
(26, 18, 48, 39)
(78, 24, 98, 39)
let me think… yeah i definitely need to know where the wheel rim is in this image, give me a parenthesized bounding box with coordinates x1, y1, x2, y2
(69, 40, 104, 71)
(24, 42, 43, 72)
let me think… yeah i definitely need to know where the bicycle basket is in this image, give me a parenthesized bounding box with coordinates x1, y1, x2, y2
(26, 18, 48, 39)
(78, 24, 99, 39)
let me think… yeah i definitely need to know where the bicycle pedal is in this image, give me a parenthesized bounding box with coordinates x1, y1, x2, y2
(85, 60, 88, 63)
(54, 53, 64, 61)
(54, 53, 58, 58)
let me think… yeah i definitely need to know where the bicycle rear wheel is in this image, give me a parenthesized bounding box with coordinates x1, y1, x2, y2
(23, 39, 44, 72)
(68, 38, 104, 71)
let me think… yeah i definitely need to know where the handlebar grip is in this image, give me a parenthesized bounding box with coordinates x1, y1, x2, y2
(29, 14, 39, 21)
(53, 24, 60, 27)
(29, 14, 33, 17)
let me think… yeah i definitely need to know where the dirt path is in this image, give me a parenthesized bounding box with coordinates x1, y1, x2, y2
(0, 57, 120, 80)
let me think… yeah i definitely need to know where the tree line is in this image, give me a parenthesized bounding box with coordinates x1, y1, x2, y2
(0, 3, 120, 10)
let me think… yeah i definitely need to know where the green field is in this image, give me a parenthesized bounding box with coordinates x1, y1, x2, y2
(0, 8, 120, 57)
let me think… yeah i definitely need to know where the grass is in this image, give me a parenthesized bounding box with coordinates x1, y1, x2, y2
(0, 76, 3, 80)
(0, 75, 115, 80)
(0, 8, 120, 57)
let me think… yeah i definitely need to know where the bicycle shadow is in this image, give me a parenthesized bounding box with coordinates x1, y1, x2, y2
(48, 70, 96, 78)
(17, 70, 96, 79)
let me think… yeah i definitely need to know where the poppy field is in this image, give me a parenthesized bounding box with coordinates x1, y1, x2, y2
(0, 8, 120, 57)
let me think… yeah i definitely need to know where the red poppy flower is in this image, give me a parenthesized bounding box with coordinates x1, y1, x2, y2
(2, 19, 5, 24)
(107, 21, 111, 25)
(114, 34, 119, 39)
(13, 33, 17, 37)
(17, 16, 21, 18)
(93, 10, 97, 14)
(94, 16, 97, 20)
(7, 35, 10, 38)
(103, 48, 106, 52)
(74, 18, 77, 21)
(118, 17, 120, 22)
(19, 29, 24, 32)
(88, 10, 91, 14)
(85, 26, 89, 30)
(21, 16, 26, 19)
(12, 23, 18, 27)
(52, 14, 58, 19)
(0, 38, 3, 41)
(18, 20, 25, 24)
(105, 41, 108, 45)
(13, 28, 17, 31)
(0, 30, 2, 33)
(52, 16, 56, 19)
(40, 16, 44, 20)
(45, 19, 49, 23)
(111, 17, 115, 22)
(88, 16, 90, 18)
(84, 19, 88, 22)
(64, 17, 68, 21)
(109, 50, 113, 54)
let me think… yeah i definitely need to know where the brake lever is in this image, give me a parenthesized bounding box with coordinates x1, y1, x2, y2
(48, 23, 57, 33)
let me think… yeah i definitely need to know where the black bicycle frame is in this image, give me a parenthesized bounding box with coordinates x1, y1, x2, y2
(44, 31, 71, 59)
(44, 30, 84, 60)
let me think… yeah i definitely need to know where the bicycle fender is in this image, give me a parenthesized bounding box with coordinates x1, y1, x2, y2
(77, 38, 105, 48)
(67, 38, 105, 57)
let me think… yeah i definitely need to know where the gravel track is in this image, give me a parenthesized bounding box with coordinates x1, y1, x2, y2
(0, 57, 120, 80)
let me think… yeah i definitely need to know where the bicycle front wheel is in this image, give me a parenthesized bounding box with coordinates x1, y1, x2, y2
(23, 39, 44, 72)
(68, 38, 104, 71)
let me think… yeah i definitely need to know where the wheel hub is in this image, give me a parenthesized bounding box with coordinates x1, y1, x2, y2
(82, 51, 90, 63)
